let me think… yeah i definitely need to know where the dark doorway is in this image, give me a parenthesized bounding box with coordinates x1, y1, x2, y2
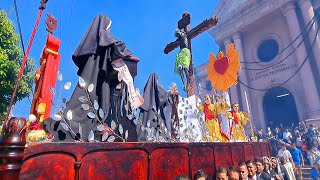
(263, 86, 299, 129)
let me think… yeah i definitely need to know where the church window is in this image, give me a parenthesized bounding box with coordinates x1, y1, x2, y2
(257, 39, 279, 62)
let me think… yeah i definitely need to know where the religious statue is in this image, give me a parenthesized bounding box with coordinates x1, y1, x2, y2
(213, 93, 230, 116)
(164, 13, 218, 96)
(168, 82, 180, 139)
(44, 14, 143, 142)
(197, 94, 228, 142)
(174, 29, 190, 92)
(227, 103, 250, 142)
(214, 92, 232, 140)
(136, 73, 172, 142)
(169, 82, 179, 95)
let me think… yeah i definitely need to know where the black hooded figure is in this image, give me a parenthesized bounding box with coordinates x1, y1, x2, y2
(43, 14, 133, 141)
(136, 73, 173, 142)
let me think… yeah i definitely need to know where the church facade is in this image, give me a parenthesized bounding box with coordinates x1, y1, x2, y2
(195, 0, 320, 130)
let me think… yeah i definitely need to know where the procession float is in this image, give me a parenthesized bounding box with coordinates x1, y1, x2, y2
(0, 1, 270, 179)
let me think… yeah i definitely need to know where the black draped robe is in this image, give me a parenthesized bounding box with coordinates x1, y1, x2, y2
(43, 14, 132, 141)
(136, 73, 173, 142)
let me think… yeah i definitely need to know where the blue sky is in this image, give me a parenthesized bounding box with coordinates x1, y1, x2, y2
(1, 0, 219, 117)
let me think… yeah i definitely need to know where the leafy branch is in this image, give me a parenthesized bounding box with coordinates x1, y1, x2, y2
(78, 77, 128, 142)
(51, 112, 85, 142)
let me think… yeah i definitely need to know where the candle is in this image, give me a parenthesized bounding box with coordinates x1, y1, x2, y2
(245, 91, 254, 139)
(244, 91, 250, 114)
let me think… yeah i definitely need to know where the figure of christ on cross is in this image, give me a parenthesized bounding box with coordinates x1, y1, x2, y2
(164, 12, 218, 97)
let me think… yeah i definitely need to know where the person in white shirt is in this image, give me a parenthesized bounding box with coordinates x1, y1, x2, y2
(307, 146, 320, 167)
(277, 144, 295, 169)
(279, 156, 296, 180)
(282, 129, 292, 142)
(294, 131, 303, 148)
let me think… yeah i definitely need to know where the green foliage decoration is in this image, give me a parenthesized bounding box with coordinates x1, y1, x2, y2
(0, 10, 35, 120)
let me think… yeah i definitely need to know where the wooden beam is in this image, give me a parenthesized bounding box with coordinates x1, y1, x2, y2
(164, 16, 218, 54)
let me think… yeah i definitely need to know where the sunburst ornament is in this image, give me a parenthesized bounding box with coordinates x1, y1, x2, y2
(207, 43, 241, 92)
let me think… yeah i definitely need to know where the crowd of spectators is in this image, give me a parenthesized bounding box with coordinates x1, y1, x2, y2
(175, 157, 319, 180)
(174, 123, 320, 180)
(256, 123, 320, 167)
(257, 122, 320, 179)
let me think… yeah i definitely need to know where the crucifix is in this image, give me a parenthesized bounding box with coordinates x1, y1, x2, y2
(164, 12, 218, 97)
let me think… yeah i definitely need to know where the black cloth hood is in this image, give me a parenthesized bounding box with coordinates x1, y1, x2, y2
(140, 73, 168, 111)
(72, 14, 132, 74)
(73, 14, 116, 59)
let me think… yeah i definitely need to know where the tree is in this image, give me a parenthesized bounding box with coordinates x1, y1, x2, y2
(0, 10, 35, 120)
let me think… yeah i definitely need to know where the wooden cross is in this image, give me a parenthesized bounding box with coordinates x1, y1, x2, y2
(164, 12, 218, 97)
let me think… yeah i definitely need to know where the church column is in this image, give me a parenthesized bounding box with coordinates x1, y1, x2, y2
(224, 38, 239, 104)
(232, 33, 251, 114)
(298, 0, 320, 73)
(284, 2, 320, 119)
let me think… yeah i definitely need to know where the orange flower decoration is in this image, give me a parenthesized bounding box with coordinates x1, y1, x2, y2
(207, 43, 241, 92)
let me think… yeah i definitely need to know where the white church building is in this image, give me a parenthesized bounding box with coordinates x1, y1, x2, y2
(195, 0, 320, 130)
